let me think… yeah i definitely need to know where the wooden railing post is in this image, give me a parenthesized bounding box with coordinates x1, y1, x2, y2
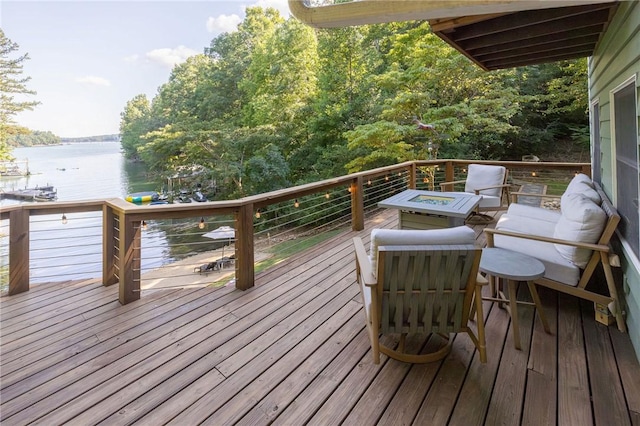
(119, 214, 141, 304)
(9, 208, 29, 295)
(409, 163, 417, 189)
(351, 176, 364, 231)
(445, 161, 455, 184)
(102, 205, 118, 286)
(235, 204, 255, 290)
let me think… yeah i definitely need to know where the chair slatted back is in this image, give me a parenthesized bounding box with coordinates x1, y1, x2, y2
(376, 244, 481, 335)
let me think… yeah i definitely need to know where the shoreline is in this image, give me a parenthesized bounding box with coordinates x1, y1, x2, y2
(140, 244, 273, 290)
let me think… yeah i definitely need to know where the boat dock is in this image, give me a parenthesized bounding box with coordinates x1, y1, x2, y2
(0, 185, 57, 202)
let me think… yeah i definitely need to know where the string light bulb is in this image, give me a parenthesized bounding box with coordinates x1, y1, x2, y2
(199, 217, 205, 229)
(325, 192, 330, 199)
(367, 179, 372, 186)
(531, 171, 537, 177)
(385, 175, 389, 181)
(255, 210, 261, 219)
(61, 213, 67, 225)
(294, 199, 299, 208)
(141, 220, 148, 231)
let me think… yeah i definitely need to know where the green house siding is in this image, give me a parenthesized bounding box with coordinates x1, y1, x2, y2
(589, 0, 640, 360)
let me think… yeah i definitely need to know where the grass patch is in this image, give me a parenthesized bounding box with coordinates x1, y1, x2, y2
(255, 229, 343, 273)
(545, 181, 570, 195)
(205, 228, 344, 287)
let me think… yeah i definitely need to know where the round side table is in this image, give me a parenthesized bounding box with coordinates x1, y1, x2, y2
(479, 247, 552, 350)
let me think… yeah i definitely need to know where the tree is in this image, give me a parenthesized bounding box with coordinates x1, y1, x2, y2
(0, 29, 39, 160)
(119, 94, 152, 160)
(119, 10, 589, 198)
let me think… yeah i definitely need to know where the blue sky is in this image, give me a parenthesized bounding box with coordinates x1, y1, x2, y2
(2, 0, 290, 138)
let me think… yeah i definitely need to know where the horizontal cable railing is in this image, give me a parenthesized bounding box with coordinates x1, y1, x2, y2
(1, 159, 590, 301)
(29, 211, 104, 282)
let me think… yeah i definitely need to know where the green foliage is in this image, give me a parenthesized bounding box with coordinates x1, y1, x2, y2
(119, 94, 152, 160)
(6, 130, 60, 147)
(504, 61, 589, 159)
(119, 8, 589, 199)
(344, 121, 414, 172)
(0, 29, 40, 160)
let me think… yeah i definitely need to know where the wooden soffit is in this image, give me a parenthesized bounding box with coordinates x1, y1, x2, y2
(289, 0, 619, 70)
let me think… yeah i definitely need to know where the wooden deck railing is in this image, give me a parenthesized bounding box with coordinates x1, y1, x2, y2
(1, 159, 590, 304)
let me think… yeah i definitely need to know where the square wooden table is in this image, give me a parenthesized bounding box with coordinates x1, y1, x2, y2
(378, 189, 482, 229)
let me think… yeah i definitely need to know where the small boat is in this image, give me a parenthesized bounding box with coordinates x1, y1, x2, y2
(33, 190, 58, 201)
(125, 191, 159, 203)
(174, 188, 192, 203)
(193, 191, 207, 202)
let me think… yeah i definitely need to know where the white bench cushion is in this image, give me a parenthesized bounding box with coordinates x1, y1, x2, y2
(504, 203, 561, 224)
(478, 194, 502, 209)
(496, 212, 557, 238)
(493, 233, 581, 286)
(369, 226, 475, 274)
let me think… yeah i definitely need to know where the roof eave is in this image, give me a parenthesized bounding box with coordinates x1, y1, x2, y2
(288, 0, 617, 28)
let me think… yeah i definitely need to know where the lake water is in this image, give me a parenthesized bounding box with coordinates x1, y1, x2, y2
(0, 142, 156, 204)
(0, 143, 183, 282)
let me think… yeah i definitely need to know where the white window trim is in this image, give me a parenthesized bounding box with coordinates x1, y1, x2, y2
(609, 73, 639, 259)
(589, 97, 600, 182)
(609, 73, 637, 206)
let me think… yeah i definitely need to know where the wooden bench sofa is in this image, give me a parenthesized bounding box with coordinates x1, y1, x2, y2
(484, 174, 626, 332)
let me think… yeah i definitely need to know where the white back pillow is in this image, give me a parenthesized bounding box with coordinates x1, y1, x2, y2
(553, 192, 606, 268)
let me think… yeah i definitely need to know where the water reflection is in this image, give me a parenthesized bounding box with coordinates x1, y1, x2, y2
(1, 143, 170, 282)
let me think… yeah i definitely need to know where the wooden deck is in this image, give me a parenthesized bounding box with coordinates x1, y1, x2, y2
(1, 209, 639, 425)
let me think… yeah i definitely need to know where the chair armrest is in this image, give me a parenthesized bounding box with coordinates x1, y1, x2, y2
(484, 228, 610, 252)
(509, 191, 561, 204)
(353, 237, 377, 286)
(471, 183, 513, 194)
(439, 179, 467, 190)
(476, 273, 488, 286)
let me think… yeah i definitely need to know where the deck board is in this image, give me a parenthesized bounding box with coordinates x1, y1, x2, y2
(2, 209, 639, 425)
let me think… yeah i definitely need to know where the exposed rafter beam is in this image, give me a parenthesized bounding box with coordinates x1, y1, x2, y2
(485, 49, 592, 69)
(458, 10, 608, 50)
(475, 36, 600, 62)
(450, 3, 614, 41)
(468, 25, 604, 57)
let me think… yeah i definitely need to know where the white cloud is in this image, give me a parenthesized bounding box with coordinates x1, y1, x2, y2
(252, 0, 291, 17)
(76, 76, 111, 86)
(207, 14, 242, 34)
(123, 54, 139, 63)
(145, 45, 200, 68)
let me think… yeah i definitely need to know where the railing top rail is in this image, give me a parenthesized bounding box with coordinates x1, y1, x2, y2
(431, 159, 589, 169)
(1, 159, 590, 221)
(0, 199, 106, 219)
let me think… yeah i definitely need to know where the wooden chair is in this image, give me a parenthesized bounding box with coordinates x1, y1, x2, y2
(440, 164, 511, 222)
(353, 227, 488, 364)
